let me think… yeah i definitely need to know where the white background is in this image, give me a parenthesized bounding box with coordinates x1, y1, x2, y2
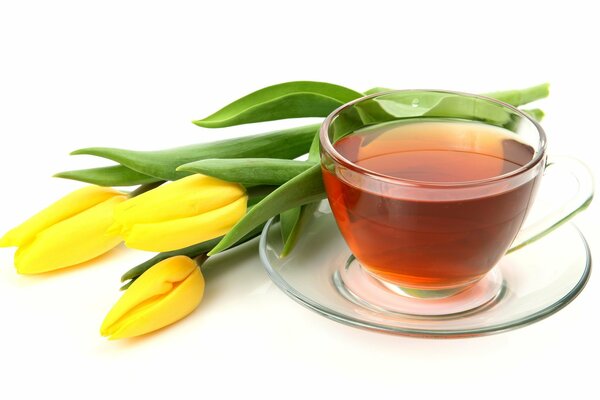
(0, 1, 598, 399)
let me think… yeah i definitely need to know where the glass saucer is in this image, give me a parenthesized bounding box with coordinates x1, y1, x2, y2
(259, 202, 591, 338)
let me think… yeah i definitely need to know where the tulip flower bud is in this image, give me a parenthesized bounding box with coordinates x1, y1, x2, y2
(0, 186, 126, 274)
(111, 174, 247, 252)
(100, 255, 204, 339)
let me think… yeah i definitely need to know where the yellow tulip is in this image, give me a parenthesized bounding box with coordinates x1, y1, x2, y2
(100, 255, 204, 339)
(111, 174, 247, 252)
(0, 186, 126, 274)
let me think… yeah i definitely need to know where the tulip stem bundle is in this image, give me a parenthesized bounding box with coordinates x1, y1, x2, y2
(0, 81, 551, 339)
(128, 181, 165, 198)
(120, 221, 266, 290)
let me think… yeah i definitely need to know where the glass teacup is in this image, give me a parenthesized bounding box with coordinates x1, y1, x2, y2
(320, 90, 593, 300)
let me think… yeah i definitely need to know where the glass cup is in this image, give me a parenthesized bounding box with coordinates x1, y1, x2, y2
(320, 90, 593, 299)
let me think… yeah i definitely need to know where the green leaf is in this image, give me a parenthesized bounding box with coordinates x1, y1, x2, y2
(330, 93, 506, 142)
(307, 130, 321, 162)
(363, 87, 393, 95)
(484, 83, 549, 107)
(246, 185, 278, 205)
(53, 165, 159, 187)
(279, 130, 323, 256)
(279, 201, 320, 257)
(362, 84, 550, 107)
(376, 93, 511, 123)
(279, 207, 301, 247)
(208, 164, 326, 255)
(330, 85, 550, 143)
(522, 108, 544, 122)
(193, 81, 363, 128)
(71, 124, 318, 181)
(177, 158, 312, 185)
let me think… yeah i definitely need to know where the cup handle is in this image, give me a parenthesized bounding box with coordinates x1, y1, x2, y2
(508, 156, 594, 253)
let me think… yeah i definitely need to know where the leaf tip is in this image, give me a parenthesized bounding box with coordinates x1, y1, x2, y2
(52, 171, 79, 181)
(175, 163, 195, 173)
(192, 119, 213, 128)
(279, 248, 291, 258)
(538, 82, 550, 96)
(206, 245, 221, 257)
(70, 147, 107, 156)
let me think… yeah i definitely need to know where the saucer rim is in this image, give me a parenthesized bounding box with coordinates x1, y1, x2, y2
(259, 216, 592, 338)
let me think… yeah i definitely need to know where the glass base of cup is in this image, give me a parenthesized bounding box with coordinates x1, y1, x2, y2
(333, 255, 506, 317)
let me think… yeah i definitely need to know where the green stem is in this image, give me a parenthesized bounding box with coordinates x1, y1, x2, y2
(127, 181, 165, 198)
(120, 222, 266, 289)
(193, 253, 209, 268)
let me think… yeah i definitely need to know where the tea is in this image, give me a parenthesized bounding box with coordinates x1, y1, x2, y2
(322, 120, 539, 290)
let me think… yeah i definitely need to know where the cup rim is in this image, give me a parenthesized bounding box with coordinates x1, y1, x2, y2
(319, 89, 548, 188)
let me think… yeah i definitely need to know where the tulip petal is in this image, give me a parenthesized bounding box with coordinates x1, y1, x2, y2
(123, 196, 247, 252)
(14, 195, 126, 274)
(100, 256, 204, 339)
(0, 186, 122, 248)
(101, 256, 195, 330)
(108, 269, 204, 339)
(112, 175, 246, 230)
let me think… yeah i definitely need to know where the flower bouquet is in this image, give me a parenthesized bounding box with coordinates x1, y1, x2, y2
(0, 81, 550, 339)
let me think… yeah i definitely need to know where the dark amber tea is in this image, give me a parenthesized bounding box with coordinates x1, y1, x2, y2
(322, 120, 539, 290)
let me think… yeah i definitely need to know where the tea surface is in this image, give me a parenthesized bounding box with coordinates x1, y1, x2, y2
(334, 120, 534, 183)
